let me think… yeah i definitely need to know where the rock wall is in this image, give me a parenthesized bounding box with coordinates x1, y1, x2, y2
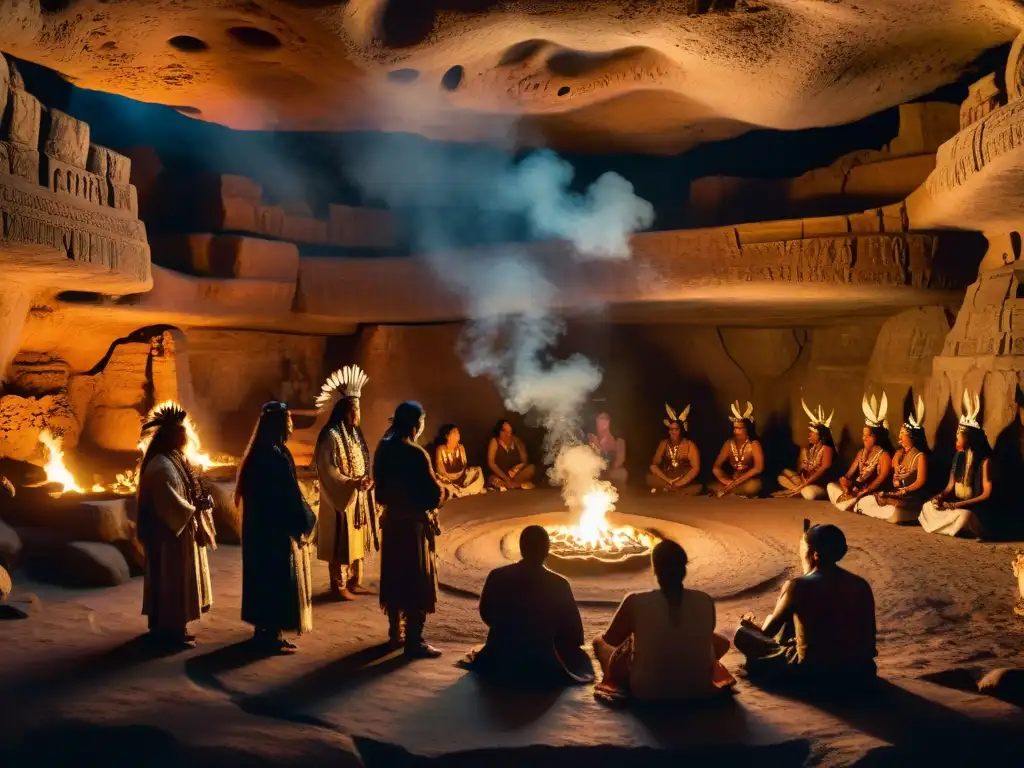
(345, 319, 912, 487)
(185, 329, 325, 454)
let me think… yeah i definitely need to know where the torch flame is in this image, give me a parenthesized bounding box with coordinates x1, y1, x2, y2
(38, 430, 85, 494)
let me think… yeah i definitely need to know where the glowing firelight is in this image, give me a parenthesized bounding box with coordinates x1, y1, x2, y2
(546, 487, 654, 556)
(137, 401, 226, 471)
(38, 430, 86, 494)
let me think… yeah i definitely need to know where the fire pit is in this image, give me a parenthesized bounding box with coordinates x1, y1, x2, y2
(543, 489, 658, 577)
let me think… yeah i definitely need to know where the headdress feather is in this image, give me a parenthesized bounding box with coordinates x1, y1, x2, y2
(904, 396, 926, 431)
(663, 403, 691, 428)
(862, 390, 888, 428)
(315, 365, 370, 413)
(729, 400, 754, 423)
(141, 401, 187, 434)
(958, 389, 982, 430)
(801, 397, 834, 429)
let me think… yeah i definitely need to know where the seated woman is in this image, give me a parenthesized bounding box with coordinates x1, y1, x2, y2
(710, 401, 764, 498)
(588, 412, 628, 488)
(774, 399, 835, 500)
(647, 404, 701, 495)
(857, 397, 928, 523)
(592, 539, 735, 703)
(826, 393, 893, 512)
(486, 419, 537, 491)
(734, 520, 877, 688)
(432, 424, 485, 498)
(920, 390, 996, 539)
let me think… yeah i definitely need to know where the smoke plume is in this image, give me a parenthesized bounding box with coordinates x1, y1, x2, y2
(344, 87, 654, 513)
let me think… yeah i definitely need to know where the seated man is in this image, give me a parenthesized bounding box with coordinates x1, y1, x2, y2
(588, 412, 628, 489)
(735, 521, 877, 688)
(593, 539, 735, 703)
(461, 525, 594, 687)
(710, 401, 764, 498)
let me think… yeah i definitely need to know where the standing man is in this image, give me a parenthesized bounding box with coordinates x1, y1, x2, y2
(373, 401, 451, 658)
(136, 403, 216, 649)
(314, 365, 379, 600)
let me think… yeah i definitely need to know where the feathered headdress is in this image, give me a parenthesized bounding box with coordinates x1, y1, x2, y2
(315, 365, 369, 413)
(958, 389, 981, 430)
(663, 403, 691, 428)
(903, 396, 926, 431)
(801, 398, 834, 429)
(729, 400, 754, 423)
(141, 401, 188, 434)
(862, 391, 888, 429)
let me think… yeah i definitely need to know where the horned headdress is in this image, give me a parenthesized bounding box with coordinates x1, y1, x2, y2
(315, 365, 370, 413)
(861, 391, 888, 429)
(903, 396, 926, 432)
(957, 389, 982, 431)
(801, 398, 834, 430)
(664, 403, 691, 428)
(729, 400, 754, 423)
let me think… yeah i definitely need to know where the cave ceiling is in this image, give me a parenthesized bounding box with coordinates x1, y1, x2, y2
(0, 1, 1022, 153)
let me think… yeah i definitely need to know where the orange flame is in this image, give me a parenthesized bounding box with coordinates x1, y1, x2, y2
(137, 400, 226, 471)
(38, 430, 85, 494)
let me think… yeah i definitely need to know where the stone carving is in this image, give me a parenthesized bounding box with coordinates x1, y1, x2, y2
(4, 89, 41, 149)
(45, 154, 106, 207)
(1007, 34, 1024, 104)
(86, 144, 131, 186)
(961, 73, 1004, 130)
(0, 140, 38, 182)
(928, 98, 1024, 198)
(42, 108, 90, 168)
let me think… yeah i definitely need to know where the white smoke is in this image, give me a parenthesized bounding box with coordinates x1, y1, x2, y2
(344, 86, 654, 513)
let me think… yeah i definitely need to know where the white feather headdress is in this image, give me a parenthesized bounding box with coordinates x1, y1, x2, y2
(958, 389, 982, 430)
(315, 365, 369, 413)
(903, 396, 926, 431)
(800, 398, 834, 429)
(729, 400, 754, 423)
(663, 403, 691, 428)
(862, 391, 888, 429)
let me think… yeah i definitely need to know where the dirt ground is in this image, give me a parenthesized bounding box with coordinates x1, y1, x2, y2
(1, 491, 1023, 767)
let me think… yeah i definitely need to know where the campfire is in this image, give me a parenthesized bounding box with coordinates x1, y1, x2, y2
(36, 401, 229, 497)
(545, 487, 655, 562)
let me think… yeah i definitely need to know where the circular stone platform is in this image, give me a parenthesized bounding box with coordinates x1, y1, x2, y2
(437, 490, 794, 605)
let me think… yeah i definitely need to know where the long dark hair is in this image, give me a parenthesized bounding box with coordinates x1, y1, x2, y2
(812, 424, 835, 449)
(652, 539, 688, 620)
(735, 418, 760, 443)
(868, 425, 895, 454)
(901, 425, 929, 454)
(432, 423, 458, 452)
(236, 402, 289, 500)
(139, 404, 189, 475)
(388, 401, 425, 439)
(492, 418, 512, 439)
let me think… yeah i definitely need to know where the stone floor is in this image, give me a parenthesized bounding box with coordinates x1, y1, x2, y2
(2, 490, 1023, 767)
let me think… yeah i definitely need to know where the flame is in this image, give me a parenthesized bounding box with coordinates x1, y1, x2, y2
(547, 487, 654, 555)
(38, 430, 85, 494)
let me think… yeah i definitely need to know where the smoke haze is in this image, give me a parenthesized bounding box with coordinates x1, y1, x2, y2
(344, 86, 655, 513)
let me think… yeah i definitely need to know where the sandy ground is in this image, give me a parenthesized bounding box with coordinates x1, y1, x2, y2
(1, 491, 1023, 767)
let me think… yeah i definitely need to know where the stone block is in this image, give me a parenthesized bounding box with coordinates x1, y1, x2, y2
(87, 144, 131, 184)
(802, 216, 849, 237)
(151, 233, 300, 281)
(2, 492, 134, 543)
(328, 204, 396, 249)
(256, 204, 284, 238)
(848, 210, 883, 233)
(42, 541, 131, 587)
(283, 215, 329, 244)
(196, 173, 262, 202)
(734, 219, 803, 245)
(845, 154, 935, 198)
(41, 108, 90, 168)
(109, 181, 139, 215)
(961, 73, 1004, 130)
(0, 140, 39, 182)
(281, 199, 313, 217)
(888, 102, 960, 157)
(44, 154, 106, 206)
(2, 88, 41, 148)
(8, 354, 71, 394)
(881, 203, 908, 233)
(85, 406, 143, 452)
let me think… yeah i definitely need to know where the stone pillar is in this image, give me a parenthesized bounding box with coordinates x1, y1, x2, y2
(0, 286, 31, 382)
